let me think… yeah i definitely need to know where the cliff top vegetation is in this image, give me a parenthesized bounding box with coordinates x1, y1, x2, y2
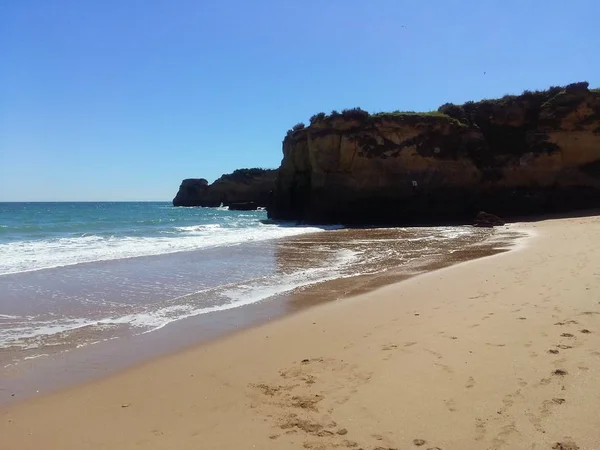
(286, 81, 597, 138)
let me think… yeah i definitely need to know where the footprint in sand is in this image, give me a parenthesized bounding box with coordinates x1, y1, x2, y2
(465, 377, 476, 388)
(552, 439, 580, 450)
(404, 342, 417, 347)
(502, 394, 514, 407)
(444, 398, 457, 412)
(560, 333, 575, 338)
(435, 362, 454, 374)
(424, 348, 443, 360)
(474, 417, 487, 441)
(491, 422, 517, 448)
(381, 344, 398, 351)
(555, 320, 579, 326)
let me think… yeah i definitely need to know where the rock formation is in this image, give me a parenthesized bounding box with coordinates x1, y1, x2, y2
(268, 82, 600, 224)
(229, 202, 259, 211)
(173, 168, 277, 207)
(474, 211, 505, 228)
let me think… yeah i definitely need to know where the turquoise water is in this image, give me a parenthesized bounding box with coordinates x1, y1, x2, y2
(0, 202, 298, 275)
(0, 202, 344, 359)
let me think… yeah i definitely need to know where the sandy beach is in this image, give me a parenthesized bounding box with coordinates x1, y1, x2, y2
(2, 215, 600, 450)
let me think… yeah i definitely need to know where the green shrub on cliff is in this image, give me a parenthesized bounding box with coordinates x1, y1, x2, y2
(341, 107, 370, 120)
(217, 168, 277, 183)
(286, 122, 306, 137)
(565, 81, 589, 93)
(309, 112, 327, 124)
(285, 82, 596, 140)
(437, 103, 466, 121)
(372, 110, 466, 127)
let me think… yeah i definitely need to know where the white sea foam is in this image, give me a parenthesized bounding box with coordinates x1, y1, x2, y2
(0, 248, 359, 350)
(0, 314, 21, 319)
(0, 224, 341, 275)
(23, 353, 49, 360)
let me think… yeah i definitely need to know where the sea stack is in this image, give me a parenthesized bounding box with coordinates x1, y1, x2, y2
(173, 168, 277, 208)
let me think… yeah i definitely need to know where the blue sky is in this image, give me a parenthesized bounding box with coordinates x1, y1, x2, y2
(1, 0, 598, 201)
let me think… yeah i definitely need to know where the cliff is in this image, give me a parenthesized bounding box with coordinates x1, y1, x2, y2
(268, 82, 600, 224)
(173, 168, 277, 208)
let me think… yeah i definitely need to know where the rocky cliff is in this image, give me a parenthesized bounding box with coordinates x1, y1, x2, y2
(173, 168, 277, 208)
(268, 82, 600, 224)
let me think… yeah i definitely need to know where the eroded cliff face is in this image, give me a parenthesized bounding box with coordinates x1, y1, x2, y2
(173, 169, 277, 207)
(269, 83, 600, 224)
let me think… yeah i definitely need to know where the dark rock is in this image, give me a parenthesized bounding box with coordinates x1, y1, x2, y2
(474, 211, 505, 227)
(172, 179, 211, 207)
(173, 169, 277, 208)
(228, 202, 258, 211)
(268, 83, 600, 225)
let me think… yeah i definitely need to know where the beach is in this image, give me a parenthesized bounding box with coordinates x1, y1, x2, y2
(1, 202, 507, 399)
(2, 214, 600, 450)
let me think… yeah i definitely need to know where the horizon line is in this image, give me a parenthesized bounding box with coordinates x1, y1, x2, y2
(0, 200, 172, 203)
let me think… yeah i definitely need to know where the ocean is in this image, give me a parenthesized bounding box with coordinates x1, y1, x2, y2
(0, 202, 507, 400)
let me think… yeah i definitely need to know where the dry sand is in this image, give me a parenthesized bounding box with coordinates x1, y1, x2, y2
(2, 215, 600, 450)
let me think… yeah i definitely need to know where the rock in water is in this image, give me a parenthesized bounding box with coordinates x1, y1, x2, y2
(268, 83, 600, 225)
(172, 178, 211, 207)
(173, 169, 277, 208)
(474, 211, 505, 227)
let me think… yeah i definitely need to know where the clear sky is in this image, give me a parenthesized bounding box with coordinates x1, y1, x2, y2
(1, 0, 598, 201)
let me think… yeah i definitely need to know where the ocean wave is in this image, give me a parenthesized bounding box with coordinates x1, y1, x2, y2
(174, 224, 222, 232)
(0, 314, 22, 319)
(0, 224, 339, 275)
(0, 248, 360, 351)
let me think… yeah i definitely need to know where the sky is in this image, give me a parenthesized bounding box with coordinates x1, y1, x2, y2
(1, 0, 598, 201)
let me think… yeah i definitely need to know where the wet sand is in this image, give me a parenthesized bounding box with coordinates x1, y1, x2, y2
(3, 215, 600, 449)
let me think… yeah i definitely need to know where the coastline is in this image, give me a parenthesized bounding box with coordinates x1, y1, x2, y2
(3, 215, 600, 449)
(0, 225, 510, 403)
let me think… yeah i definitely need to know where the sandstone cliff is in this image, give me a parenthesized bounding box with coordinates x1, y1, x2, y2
(173, 168, 277, 208)
(268, 82, 600, 224)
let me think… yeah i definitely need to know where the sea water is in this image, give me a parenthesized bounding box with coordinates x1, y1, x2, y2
(0, 202, 493, 375)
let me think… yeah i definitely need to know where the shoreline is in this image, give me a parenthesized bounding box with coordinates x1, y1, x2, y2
(4, 215, 600, 449)
(0, 225, 515, 405)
